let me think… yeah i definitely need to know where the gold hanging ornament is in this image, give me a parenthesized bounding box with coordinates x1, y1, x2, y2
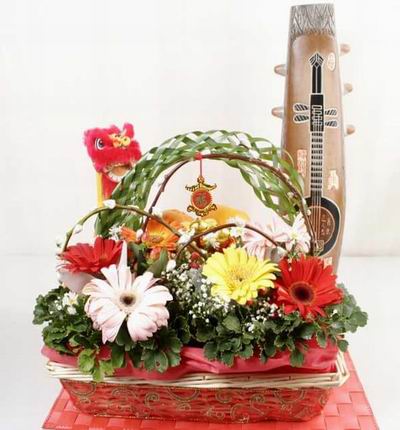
(185, 153, 217, 217)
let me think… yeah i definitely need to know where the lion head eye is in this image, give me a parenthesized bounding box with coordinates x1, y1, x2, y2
(95, 138, 104, 150)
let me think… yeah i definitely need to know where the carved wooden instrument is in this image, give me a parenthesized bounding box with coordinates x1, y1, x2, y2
(273, 3, 355, 272)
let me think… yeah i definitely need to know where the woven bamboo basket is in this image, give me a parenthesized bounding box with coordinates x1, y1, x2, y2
(46, 352, 349, 423)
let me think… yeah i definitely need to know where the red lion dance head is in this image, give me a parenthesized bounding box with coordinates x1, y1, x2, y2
(84, 123, 142, 200)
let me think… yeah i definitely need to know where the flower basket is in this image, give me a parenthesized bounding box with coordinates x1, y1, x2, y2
(45, 349, 348, 423)
(34, 130, 367, 425)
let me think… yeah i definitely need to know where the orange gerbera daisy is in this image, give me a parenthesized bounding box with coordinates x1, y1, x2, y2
(120, 226, 137, 243)
(142, 210, 192, 252)
(142, 219, 178, 250)
(275, 256, 343, 319)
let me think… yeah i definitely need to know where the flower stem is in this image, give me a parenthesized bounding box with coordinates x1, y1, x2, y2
(62, 204, 205, 257)
(175, 223, 282, 261)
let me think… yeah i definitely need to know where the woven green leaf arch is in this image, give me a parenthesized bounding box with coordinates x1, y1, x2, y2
(95, 130, 312, 244)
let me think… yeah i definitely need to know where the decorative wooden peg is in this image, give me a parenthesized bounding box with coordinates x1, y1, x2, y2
(340, 43, 351, 56)
(343, 83, 353, 95)
(274, 64, 287, 76)
(272, 106, 284, 119)
(345, 124, 356, 136)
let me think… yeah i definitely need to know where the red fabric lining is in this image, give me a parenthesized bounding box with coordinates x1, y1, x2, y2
(42, 339, 337, 381)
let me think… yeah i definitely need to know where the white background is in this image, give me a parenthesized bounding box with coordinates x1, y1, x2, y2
(0, 0, 399, 257)
(0, 0, 399, 429)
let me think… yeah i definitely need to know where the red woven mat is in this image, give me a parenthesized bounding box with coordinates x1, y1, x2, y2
(42, 353, 378, 430)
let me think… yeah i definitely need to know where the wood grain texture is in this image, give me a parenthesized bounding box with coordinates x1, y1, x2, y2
(281, 4, 346, 272)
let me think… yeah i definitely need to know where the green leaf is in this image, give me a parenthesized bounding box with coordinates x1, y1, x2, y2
(298, 323, 316, 340)
(68, 335, 80, 347)
(78, 349, 96, 373)
(316, 331, 327, 348)
(349, 311, 368, 327)
(275, 335, 287, 348)
(204, 341, 218, 360)
(221, 351, 235, 367)
(263, 342, 276, 358)
(115, 324, 134, 351)
(219, 340, 234, 351)
(168, 336, 182, 354)
(99, 359, 115, 376)
(238, 343, 253, 359)
(173, 316, 191, 344)
(147, 249, 168, 277)
(111, 344, 125, 369)
(92, 365, 104, 382)
(154, 351, 169, 373)
(337, 339, 349, 352)
(222, 315, 241, 333)
(142, 350, 156, 371)
(290, 348, 305, 367)
(128, 346, 143, 368)
(195, 323, 214, 342)
(129, 243, 147, 274)
(165, 349, 181, 367)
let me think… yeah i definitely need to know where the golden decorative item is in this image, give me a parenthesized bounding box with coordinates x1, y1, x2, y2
(186, 176, 217, 217)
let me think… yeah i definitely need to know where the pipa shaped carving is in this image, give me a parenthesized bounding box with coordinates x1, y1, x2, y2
(274, 3, 354, 272)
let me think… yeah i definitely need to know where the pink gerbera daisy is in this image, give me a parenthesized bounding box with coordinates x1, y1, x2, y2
(82, 242, 172, 343)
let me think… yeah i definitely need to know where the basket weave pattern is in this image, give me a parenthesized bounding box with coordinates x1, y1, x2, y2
(51, 353, 348, 423)
(61, 380, 329, 423)
(43, 353, 378, 430)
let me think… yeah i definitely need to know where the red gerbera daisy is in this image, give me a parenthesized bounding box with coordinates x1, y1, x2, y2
(61, 237, 122, 274)
(275, 256, 343, 319)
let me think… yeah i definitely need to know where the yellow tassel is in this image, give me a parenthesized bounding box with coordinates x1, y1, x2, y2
(96, 173, 104, 207)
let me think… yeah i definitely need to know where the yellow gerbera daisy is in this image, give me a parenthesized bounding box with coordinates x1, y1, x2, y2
(202, 247, 279, 305)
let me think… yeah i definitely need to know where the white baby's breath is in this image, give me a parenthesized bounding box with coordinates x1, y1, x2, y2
(178, 229, 194, 244)
(166, 260, 177, 272)
(109, 225, 122, 241)
(62, 291, 79, 315)
(203, 232, 218, 248)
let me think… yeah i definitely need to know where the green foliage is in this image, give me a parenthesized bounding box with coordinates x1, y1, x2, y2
(147, 249, 169, 277)
(188, 284, 367, 369)
(33, 281, 367, 381)
(127, 326, 183, 373)
(290, 348, 305, 367)
(222, 315, 241, 333)
(321, 284, 368, 342)
(199, 312, 255, 367)
(95, 130, 305, 235)
(33, 287, 101, 354)
(128, 243, 147, 275)
(77, 349, 96, 372)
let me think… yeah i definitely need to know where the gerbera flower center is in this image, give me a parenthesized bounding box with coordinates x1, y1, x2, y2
(119, 292, 137, 309)
(148, 234, 164, 245)
(227, 265, 252, 287)
(289, 282, 315, 304)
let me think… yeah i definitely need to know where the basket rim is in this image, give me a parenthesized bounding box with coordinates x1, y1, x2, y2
(46, 352, 349, 390)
